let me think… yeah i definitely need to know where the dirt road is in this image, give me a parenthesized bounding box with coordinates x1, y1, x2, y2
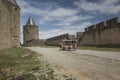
(27, 47, 120, 80)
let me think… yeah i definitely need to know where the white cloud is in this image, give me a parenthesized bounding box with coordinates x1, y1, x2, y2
(38, 8, 80, 24)
(49, 8, 78, 17)
(16, 0, 95, 42)
(39, 22, 92, 39)
(63, 15, 94, 23)
(17, 0, 94, 24)
(17, 0, 78, 18)
(54, 15, 94, 28)
(39, 29, 76, 39)
(75, 0, 120, 14)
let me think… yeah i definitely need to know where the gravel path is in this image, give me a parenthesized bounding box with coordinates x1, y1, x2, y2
(27, 47, 120, 80)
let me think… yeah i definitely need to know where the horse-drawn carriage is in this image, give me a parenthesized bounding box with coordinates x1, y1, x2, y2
(59, 39, 77, 51)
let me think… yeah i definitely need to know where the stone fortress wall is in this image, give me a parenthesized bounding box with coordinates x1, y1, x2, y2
(1, 0, 120, 48)
(23, 39, 45, 47)
(23, 25, 39, 44)
(78, 17, 120, 46)
(23, 17, 45, 47)
(45, 33, 70, 46)
(0, 0, 20, 50)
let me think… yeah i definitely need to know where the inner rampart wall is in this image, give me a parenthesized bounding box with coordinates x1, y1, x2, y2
(45, 33, 70, 46)
(79, 17, 120, 46)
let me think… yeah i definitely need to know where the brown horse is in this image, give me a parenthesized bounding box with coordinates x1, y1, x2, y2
(59, 43, 63, 50)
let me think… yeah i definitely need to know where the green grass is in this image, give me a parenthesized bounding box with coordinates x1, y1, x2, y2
(78, 46, 120, 51)
(0, 48, 55, 80)
(0, 48, 39, 80)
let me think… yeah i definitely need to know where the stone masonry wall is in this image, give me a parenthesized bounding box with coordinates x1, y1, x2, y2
(45, 33, 70, 46)
(79, 17, 120, 46)
(23, 39, 45, 47)
(10, 1, 20, 48)
(0, 0, 20, 50)
(23, 25, 39, 44)
(76, 32, 84, 44)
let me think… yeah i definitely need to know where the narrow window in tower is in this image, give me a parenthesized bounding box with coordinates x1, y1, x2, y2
(0, 9, 1, 21)
(0, 8, 1, 15)
(0, 8, 2, 33)
(15, 7, 17, 11)
(26, 27, 29, 33)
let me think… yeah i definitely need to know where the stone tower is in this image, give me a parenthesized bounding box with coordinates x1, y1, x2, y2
(23, 16, 39, 44)
(0, 0, 20, 50)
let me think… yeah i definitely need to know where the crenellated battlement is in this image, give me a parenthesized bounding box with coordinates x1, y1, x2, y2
(45, 33, 76, 46)
(106, 17, 118, 28)
(95, 22, 106, 30)
(46, 33, 69, 41)
(79, 17, 120, 46)
(86, 25, 96, 32)
(85, 17, 120, 33)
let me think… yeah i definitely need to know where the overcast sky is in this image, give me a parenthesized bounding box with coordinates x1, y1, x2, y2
(16, 0, 120, 43)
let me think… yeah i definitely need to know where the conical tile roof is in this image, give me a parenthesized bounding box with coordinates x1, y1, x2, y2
(26, 16, 36, 25)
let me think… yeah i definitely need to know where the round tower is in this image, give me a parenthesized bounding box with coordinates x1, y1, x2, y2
(23, 16, 39, 44)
